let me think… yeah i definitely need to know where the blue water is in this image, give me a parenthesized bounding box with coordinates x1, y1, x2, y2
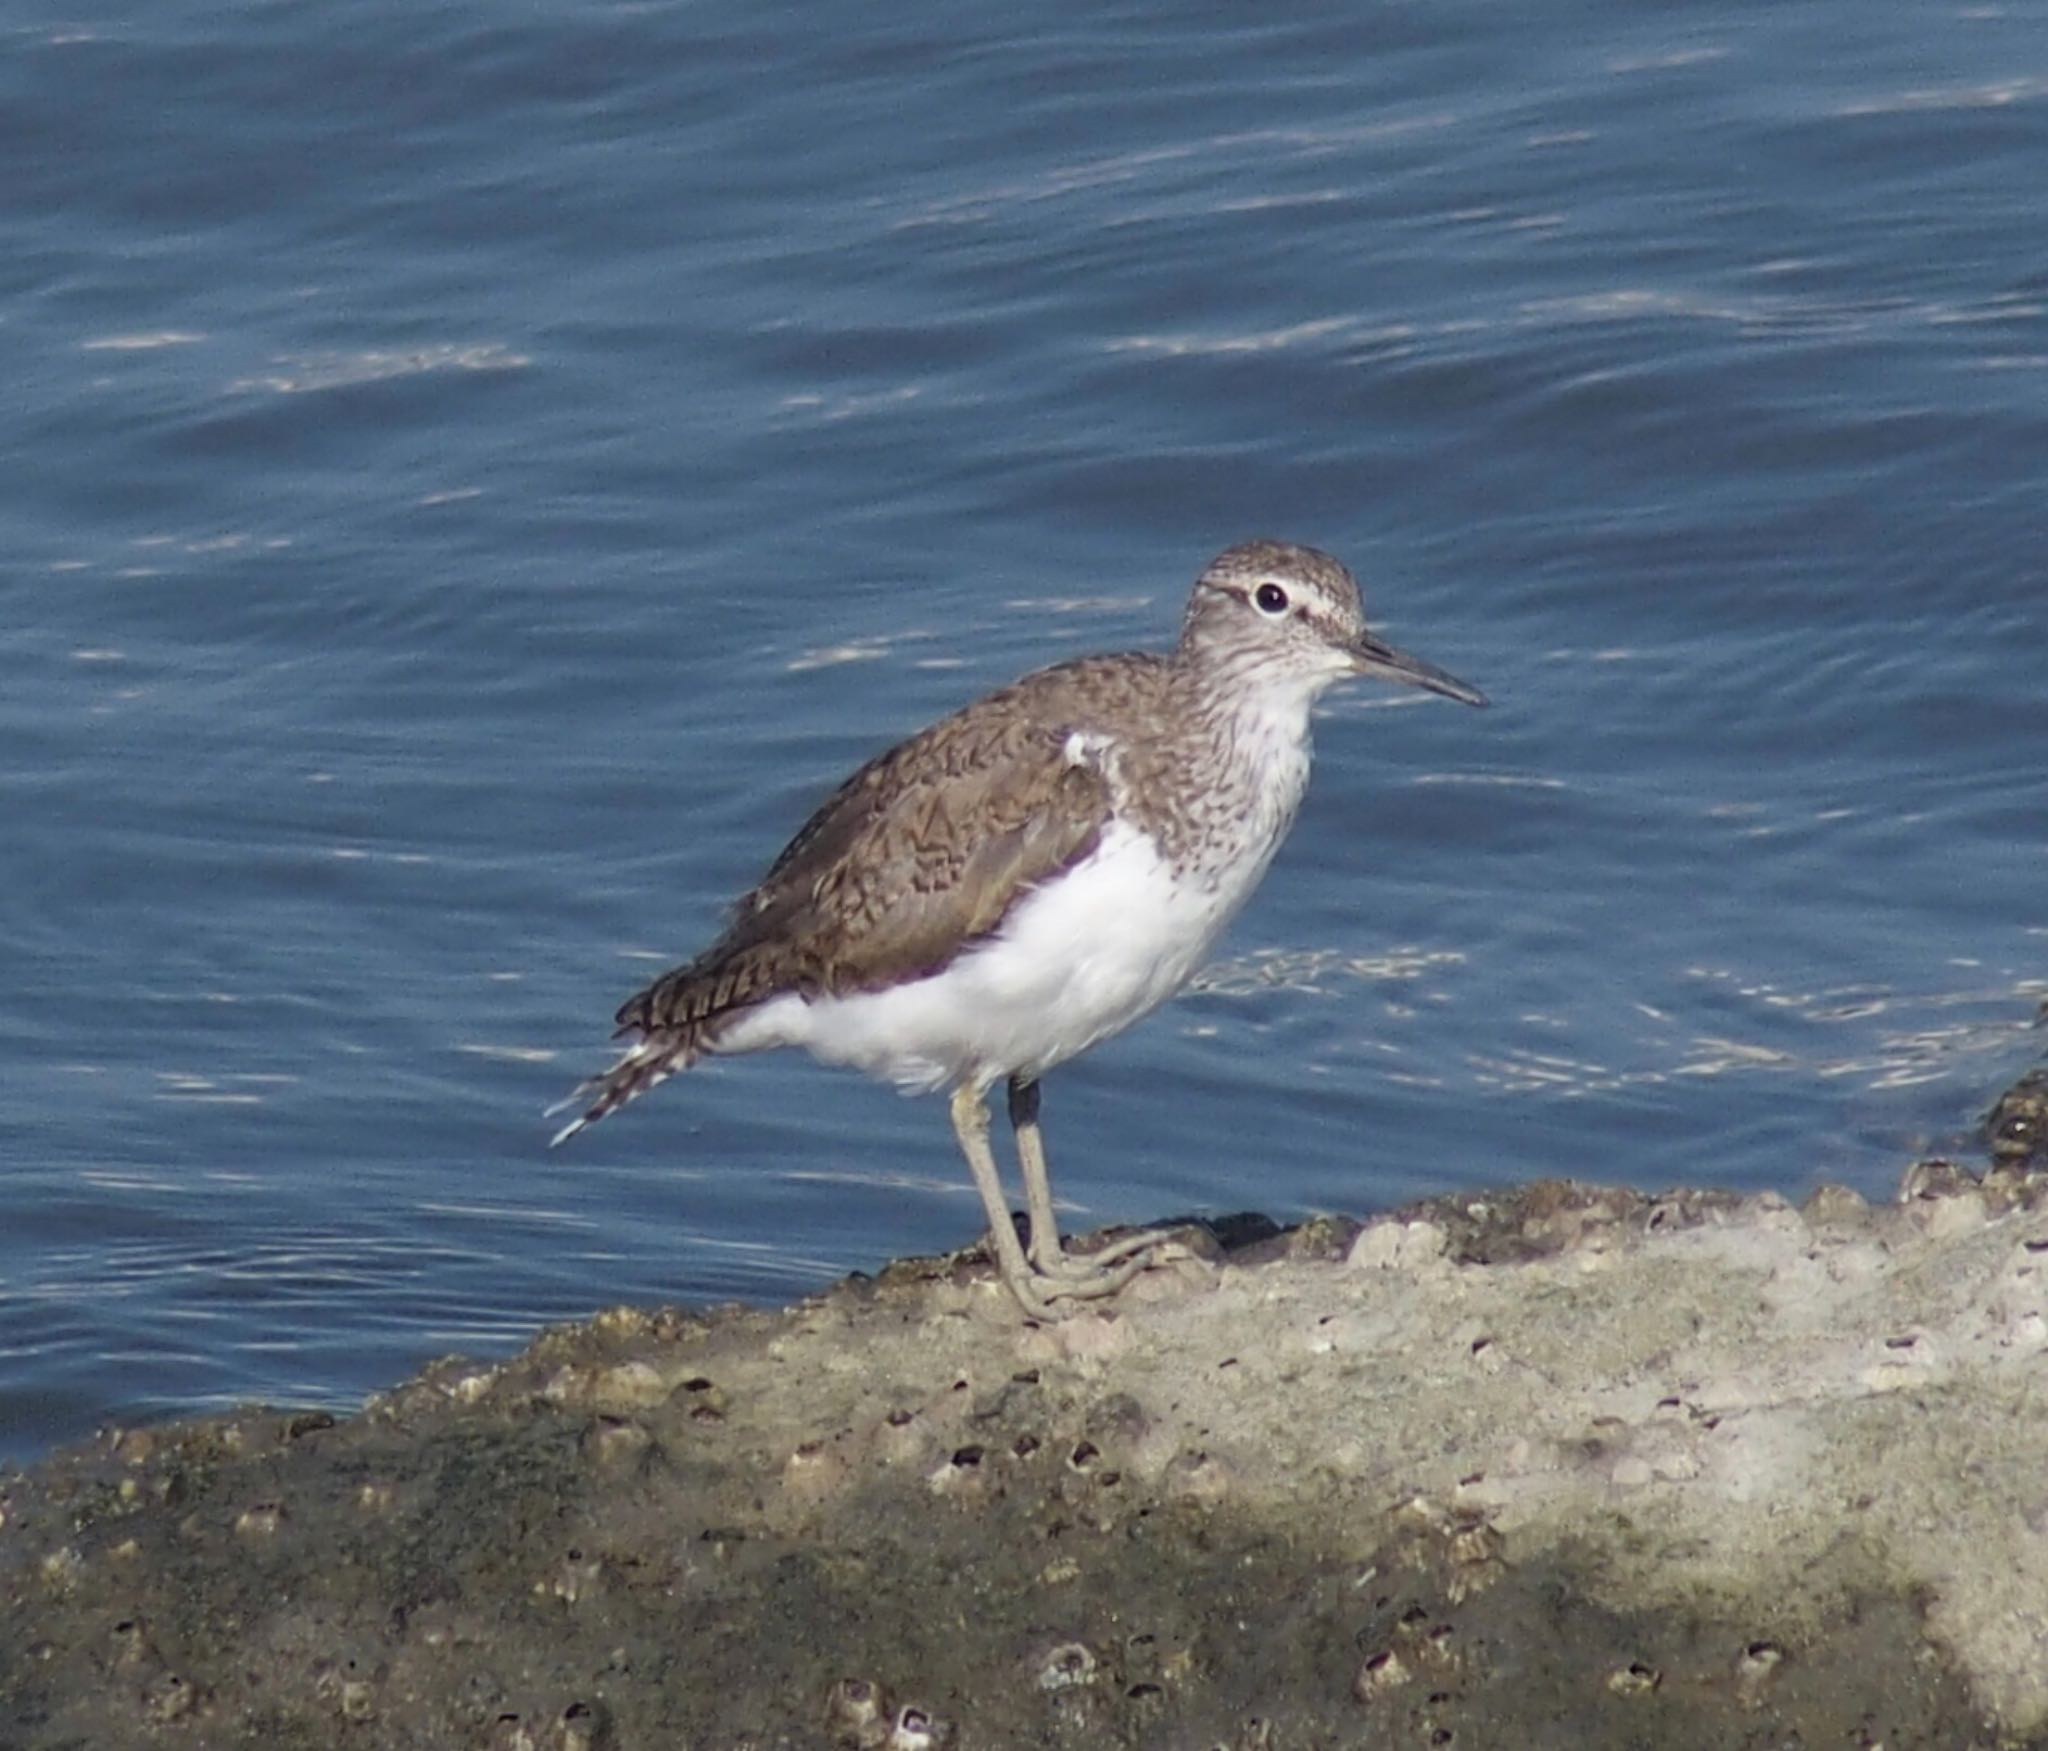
(4, 1, 2043, 1462)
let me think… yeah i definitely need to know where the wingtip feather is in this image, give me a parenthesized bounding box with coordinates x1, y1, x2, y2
(545, 1032, 694, 1147)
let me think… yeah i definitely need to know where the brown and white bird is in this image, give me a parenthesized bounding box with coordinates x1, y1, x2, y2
(552, 541, 1485, 1318)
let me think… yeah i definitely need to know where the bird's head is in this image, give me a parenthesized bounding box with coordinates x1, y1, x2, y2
(1180, 540, 1487, 708)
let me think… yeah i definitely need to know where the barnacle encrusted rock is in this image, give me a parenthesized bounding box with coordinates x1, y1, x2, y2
(5, 1134, 2048, 1745)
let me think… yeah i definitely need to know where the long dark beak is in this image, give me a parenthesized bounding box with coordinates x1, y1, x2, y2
(1352, 631, 1488, 707)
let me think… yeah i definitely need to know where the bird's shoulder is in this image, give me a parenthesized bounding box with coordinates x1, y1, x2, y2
(754, 651, 1164, 886)
(747, 654, 1166, 973)
(612, 654, 1170, 1032)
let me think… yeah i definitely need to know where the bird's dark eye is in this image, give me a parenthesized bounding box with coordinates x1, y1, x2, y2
(1254, 582, 1289, 615)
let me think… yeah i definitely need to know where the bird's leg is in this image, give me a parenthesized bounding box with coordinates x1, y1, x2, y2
(1007, 1074, 1065, 1274)
(949, 1082, 1056, 1321)
(1006, 1074, 1186, 1293)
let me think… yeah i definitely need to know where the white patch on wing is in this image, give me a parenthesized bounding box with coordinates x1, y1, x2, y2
(1061, 727, 1115, 769)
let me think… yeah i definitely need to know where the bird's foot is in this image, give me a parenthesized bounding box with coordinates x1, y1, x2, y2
(1030, 1221, 1189, 1282)
(995, 1224, 1208, 1318)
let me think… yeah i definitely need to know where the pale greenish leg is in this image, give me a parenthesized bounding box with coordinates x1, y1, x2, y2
(949, 1082, 1057, 1320)
(1007, 1074, 1065, 1272)
(1006, 1075, 1186, 1293)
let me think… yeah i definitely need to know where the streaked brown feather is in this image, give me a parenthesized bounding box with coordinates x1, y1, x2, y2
(609, 655, 1166, 1054)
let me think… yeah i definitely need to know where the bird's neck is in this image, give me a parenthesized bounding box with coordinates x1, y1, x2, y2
(1172, 644, 1332, 768)
(1113, 655, 1323, 875)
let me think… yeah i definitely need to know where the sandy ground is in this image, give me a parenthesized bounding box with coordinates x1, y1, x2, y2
(4, 1069, 2047, 1749)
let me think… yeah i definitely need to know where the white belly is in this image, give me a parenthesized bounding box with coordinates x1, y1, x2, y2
(717, 818, 1279, 1094)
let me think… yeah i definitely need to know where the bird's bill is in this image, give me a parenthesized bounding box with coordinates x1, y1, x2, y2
(1350, 632, 1488, 707)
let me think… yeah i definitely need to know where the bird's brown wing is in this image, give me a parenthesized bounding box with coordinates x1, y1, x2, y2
(613, 665, 1138, 1044)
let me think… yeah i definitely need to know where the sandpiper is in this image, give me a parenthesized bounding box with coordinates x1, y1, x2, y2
(552, 540, 1485, 1318)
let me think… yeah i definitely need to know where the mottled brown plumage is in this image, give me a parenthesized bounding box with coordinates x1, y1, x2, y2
(605, 662, 1164, 1072)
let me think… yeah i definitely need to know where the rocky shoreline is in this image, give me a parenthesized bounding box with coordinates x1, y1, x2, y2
(4, 1070, 2046, 1749)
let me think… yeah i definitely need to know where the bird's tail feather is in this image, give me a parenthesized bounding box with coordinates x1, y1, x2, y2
(547, 1032, 701, 1147)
